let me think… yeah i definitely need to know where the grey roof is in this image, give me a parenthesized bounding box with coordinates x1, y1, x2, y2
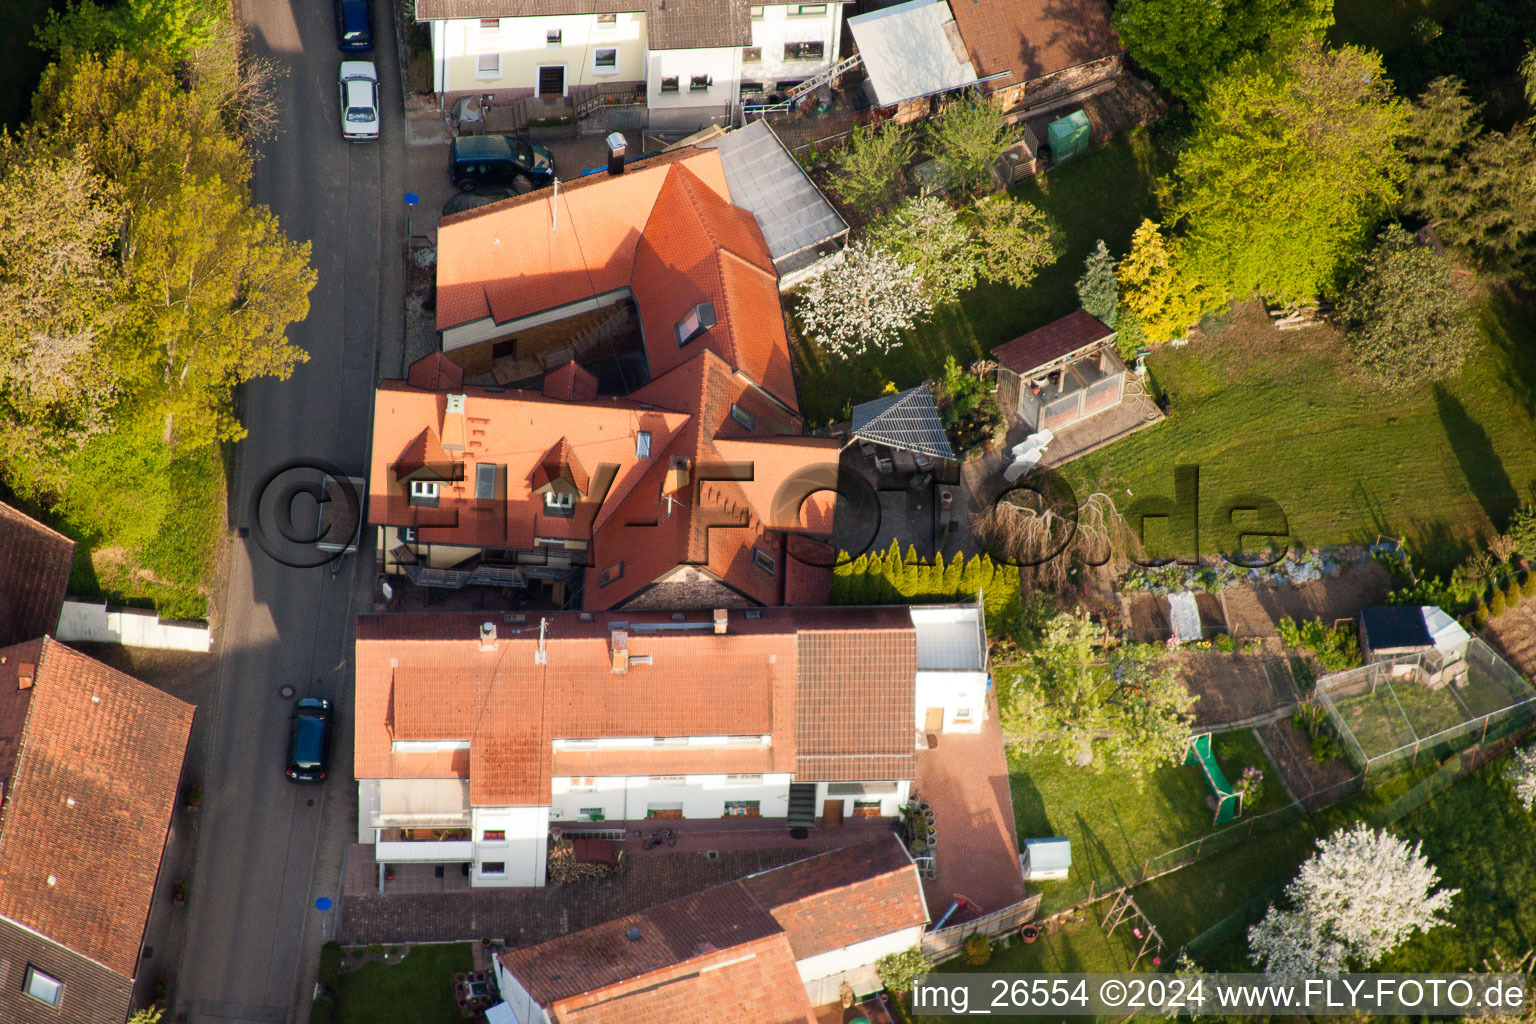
(701, 121, 848, 266)
(848, 0, 979, 106)
(850, 386, 956, 460)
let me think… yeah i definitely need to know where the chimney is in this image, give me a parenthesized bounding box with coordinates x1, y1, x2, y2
(17, 663, 35, 690)
(714, 609, 728, 635)
(479, 621, 498, 651)
(664, 456, 691, 494)
(606, 132, 628, 175)
(610, 628, 629, 674)
(442, 393, 468, 451)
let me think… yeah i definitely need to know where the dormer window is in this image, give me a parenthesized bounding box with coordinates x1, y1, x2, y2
(675, 301, 716, 347)
(544, 491, 576, 517)
(409, 480, 440, 507)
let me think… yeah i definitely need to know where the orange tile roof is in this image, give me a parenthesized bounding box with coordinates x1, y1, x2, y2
(0, 639, 193, 979)
(501, 837, 923, 1024)
(354, 608, 916, 805)
(544, 360, 599, 402)
(0, 502, 74, 648)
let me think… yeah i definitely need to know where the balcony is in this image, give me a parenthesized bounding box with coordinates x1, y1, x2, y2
(376, 827, 475, 863)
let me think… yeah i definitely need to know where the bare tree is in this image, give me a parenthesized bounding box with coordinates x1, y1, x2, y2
(974, 490, 1140, 591)
(187, 20, 286, 144)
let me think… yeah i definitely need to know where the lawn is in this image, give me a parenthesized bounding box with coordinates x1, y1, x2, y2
(1061, 293, 1536, 578)
(0, 0, 59, 129)
(335, 943, 474, 1024)
(1010, 728, 1286, 912)
(791, 130, 1173, 425)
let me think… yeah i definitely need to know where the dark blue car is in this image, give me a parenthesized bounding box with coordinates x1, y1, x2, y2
(286, 697, 333, 783)
(334, 0, 374, 52)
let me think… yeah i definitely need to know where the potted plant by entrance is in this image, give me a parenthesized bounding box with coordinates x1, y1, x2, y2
(186, 784, 203, 810)
(173, 880, 188, 903)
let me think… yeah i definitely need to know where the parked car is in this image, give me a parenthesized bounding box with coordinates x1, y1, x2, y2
(333, 0, 373, 51)
(449, 134, 556, 192)
(286, 697, 332, 782)
(338, 63, 380, 141)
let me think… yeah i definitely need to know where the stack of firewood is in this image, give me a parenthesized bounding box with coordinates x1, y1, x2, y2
(546, 839, 624, 883)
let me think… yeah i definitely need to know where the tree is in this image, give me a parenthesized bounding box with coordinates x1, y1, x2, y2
(826, 122, 913, 219)
(876, 946, 932, 997)
(36, 0, 221, 62)
(976, 491, 1141, 592)
(1506, 744, 1536, 812)
(1111, 0, 1332, 101)
(795, 241, 933, 357)
(1168, 40, 1406, 304)
(1522, 42, 1536, 107)
(1510, 502, 1536, 560)
(1117, 220, 1203, 343)
(1336, 224, 1475, 390)
(996, 610, 1197, 773)
(970, 196, 1061, 289)
(926, 94, 1010, 193)
(129, 1010, 165, 1024)
(1248, 824, 1457, 971)
(1076, 240, 1118, 327)
(867, 196, 978, 304)
(1400, 77, 1536, 279)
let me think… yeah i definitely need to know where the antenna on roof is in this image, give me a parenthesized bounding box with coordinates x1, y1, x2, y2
(662, 493, 679, 518)
(550, 176, 559, 234)
(535, 617, 548, 665)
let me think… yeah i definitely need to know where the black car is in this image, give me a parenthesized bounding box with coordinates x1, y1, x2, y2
(334, 0, 374, 52)
(449, 134, 556, 192)
(286, 697, 332, 782)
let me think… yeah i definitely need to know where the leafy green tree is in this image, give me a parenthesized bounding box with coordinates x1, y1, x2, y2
(1522, 43, 1536, 107)
(1400, 77, 1536, 279)
(867, 196, 978, 304)
(1112, 0, 1332, 101)
(969, 196, 1061, 289)
(1076, 239, 1118, 327)
(1169, 39, 1405, 304)
(1336, 225, 1476, 391)
(876, 947, 932, 997)
(37, 0, 221, 62)
(129, 1009, 165, 1024)
(1118, 220, 1204, 343)
(826, 122, 913, 219)
(926, 94, 1010, 193)
(997, 610, 1197, 773)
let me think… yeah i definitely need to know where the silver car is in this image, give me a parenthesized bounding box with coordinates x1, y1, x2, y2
(339, 61, 380, 141)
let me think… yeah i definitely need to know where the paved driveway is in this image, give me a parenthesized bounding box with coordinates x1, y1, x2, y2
(169, 0, 405, 1020)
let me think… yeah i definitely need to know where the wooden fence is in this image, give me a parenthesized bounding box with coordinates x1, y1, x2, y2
(920, 895, 1043, 962)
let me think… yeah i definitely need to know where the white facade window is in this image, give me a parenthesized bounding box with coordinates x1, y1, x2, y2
(475, 53, 501, 80)
(597, 12, 618, 23)
(480, 861, 507, 875)
(743, 46, 762, 62)
(955, 708, 973, 720)
(547, 28, 562, 47)
(568, 776, 597, 791)
(784, 41, 824, 60)
(594, 48, 619, 74)
(690, 74, 712, 93)
(750, 4, 765, 16)
(23, 966, 63, 1007)
(399, 526, 417, 543)
(545, 491, 575, 511)
(410, 480, 440, 500)
(579, 806, 605, 818)
(660, 76, 680, 92)
(791, 3, 828, 14)
(479, 17, 500, 31)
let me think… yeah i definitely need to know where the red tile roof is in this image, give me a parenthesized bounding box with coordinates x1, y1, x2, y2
(354, 608, 917, 805)
(991, 310, 1115, 375)
(0, 503, 74, 648)
(795, 626, 917, 782)
(949, 0, 1122, 90)
(501, 837, 924, 1023)
(0, 638, 193, 978)
(544, 360, 600, 402)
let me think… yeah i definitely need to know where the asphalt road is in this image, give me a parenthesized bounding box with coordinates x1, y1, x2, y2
(171, 1, 405, 1020)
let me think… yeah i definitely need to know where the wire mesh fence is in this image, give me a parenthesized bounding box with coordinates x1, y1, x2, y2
(1315, 639, 1536, 775)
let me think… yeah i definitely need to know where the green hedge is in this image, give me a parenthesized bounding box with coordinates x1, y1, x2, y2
(831, 542, 1021, 619)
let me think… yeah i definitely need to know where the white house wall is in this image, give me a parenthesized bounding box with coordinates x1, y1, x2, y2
(646, 47, 742, 128)
(743, 3, 844, 92)
(436, 14, 646, 101)
(472, 806, 550, 887)
(915, 670, 989, 734)
(813, 780, 909, 819)
(550, 773, 794, 821)
(794, 923, 926, 985)
(493, 963, 552, 1024)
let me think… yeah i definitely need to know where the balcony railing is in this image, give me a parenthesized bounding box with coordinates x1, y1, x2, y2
(380, 828, 472, 842)
(376, 837, 476, 863)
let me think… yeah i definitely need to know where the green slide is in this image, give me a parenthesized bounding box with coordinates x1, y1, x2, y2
(1185, 733, 1241, 825)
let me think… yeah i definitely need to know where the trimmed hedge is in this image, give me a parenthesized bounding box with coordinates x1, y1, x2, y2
(831, 542, 1020, 619)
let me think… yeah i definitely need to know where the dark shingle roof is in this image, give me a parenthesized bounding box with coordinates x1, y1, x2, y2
(0, 502, 74, 648)
(850, 386, 957, 461)
(991, 310, 1114, 375)
(1360, 606, 1433, 652)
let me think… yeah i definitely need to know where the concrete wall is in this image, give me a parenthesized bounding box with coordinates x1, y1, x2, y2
(473, 806, 550, 887)
(743, 3, 844, 92)
(436, 13, 647, 100)
(549, 773, 794, 821)
(646, 46, 741, 128)
(54, 600, 211, 652)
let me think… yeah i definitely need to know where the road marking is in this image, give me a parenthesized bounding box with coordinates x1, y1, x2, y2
(195, 1000, 288, 1022)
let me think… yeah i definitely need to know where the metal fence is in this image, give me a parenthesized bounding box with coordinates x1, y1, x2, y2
(1315, 640, 1536, 774)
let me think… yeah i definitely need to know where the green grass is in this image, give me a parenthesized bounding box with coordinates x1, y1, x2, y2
(1062, 290, 1536, 578)
(792, 130, 1173, 424)
(1010, 729, 1285, 912)
(335, 943, 474, 1024)
(0, 0, 58, 129)
(1328, 0, 1462, 54)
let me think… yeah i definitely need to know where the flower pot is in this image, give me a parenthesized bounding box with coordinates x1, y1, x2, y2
(1020, 925, 1039, 943)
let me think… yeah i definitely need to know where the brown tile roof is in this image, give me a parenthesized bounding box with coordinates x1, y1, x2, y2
(407, 350, 466, 391)
(0, 639, 193, 979)
(501, 837, 924, 1023)
(0, 920, 134, 1024)
(795, 625, 917, 782)
(0, 502, 74, 648)
(355, 607, 918, 803)
(544, 360, 600, 402)
(949, 0, 1121, 89)
(413, 0, 752, 49)
(991, 310, 1115, 375)
(742, 837, 929, 959)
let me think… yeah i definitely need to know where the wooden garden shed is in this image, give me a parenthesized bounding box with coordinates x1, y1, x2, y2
(991, 311, 1126, 432)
